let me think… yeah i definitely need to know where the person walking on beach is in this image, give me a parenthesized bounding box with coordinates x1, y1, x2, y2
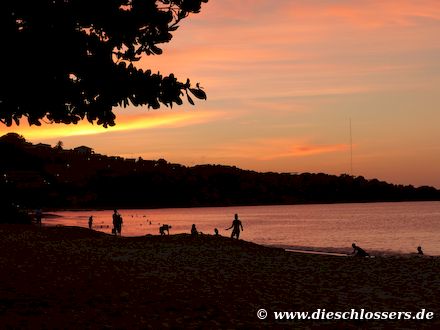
(112, 209, 122, 236)
(351, 243, 369, 257)
(88, 215, 93, 229)
(226, 213, 243, 239)
(116, 213, 123, 235)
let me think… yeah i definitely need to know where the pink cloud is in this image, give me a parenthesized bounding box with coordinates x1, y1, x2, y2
(207, 138, 349, 161)
(283, 0, 440, 28)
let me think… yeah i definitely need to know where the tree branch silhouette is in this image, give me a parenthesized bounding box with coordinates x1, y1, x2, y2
(0, 0, 208, 127)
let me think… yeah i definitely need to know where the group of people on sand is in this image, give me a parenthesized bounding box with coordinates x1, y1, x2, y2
(190, 213, 244, 238)
(87, 211, 244, 239)
(87, 210, 123, 235)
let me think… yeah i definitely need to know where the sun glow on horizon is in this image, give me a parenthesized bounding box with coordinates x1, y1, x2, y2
(0, 110, 221, 141)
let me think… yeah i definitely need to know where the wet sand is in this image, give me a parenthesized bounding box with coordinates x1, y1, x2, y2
(0, 224, 439, 329)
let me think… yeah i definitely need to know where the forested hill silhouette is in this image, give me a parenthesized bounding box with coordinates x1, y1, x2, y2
(1, 133, 439, 210)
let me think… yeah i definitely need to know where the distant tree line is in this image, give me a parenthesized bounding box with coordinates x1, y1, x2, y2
(1, 133, 439, 218)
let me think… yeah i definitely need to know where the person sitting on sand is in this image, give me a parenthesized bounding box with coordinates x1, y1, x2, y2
(88, 216, 93, 229)
(351, 243, 369, 257)
(191, 224, 198, 236)
(226, 214, 244, 239)
(417, 246, 424, 255)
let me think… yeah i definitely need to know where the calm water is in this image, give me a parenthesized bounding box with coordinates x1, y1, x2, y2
(46, 201, 440, 256)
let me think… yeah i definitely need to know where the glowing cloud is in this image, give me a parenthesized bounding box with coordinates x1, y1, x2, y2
(207, 138, 350, 161)
(0, 110, 221, 141)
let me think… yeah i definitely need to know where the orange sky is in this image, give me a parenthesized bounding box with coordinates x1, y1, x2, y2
(2, 0, 440, 187)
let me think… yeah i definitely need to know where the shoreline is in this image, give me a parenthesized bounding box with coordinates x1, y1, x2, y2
(41, 201, 440, 258)
(38, 221, 439, 259)
(269, 244, 435, 257)
(41, 221, 438, 258)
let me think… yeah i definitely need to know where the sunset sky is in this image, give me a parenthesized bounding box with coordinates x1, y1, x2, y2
(2, 0, 440, 187)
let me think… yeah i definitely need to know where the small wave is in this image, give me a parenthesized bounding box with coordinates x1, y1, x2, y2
(265, 244, 411, 257)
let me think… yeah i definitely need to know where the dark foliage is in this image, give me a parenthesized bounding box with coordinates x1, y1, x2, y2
(1, 0, 208, 127)
(0, 135, 34, 223)
(1, 133, 439, 211)
(0, 203, 33, 224)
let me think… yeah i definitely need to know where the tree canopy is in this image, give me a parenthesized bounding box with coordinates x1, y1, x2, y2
(1, 0, 208, 127)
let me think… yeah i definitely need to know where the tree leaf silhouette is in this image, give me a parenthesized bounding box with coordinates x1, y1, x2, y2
(189, 88, 207, 100)
(187, 93, 195, 105)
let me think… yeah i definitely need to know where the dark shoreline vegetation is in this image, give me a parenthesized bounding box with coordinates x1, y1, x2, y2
(1, 133, 439, 222)
(37, 199, 440, 215)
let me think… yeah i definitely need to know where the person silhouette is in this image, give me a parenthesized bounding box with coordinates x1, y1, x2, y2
(417, 246, 424, 255)
(112, 209, 121, 235)
(35, 208, 42, 225)
(351, 243, 369, 257)
(88, 215, 93, 229)
(116, 213, 123, 235)
(191, 224, 198, 236)
(214, 228, 219, 236)
(226, 214, 243, 239)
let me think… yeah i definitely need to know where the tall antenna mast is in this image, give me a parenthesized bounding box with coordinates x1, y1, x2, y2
(349, 117, 353, 176)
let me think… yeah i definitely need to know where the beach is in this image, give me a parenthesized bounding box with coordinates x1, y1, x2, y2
(1, 225, 439, 329)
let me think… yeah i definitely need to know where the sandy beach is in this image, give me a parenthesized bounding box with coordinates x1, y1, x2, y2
(0, 224, 439, 329)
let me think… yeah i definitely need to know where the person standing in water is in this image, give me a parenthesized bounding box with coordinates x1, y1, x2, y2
(226, 213, 244, 239)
